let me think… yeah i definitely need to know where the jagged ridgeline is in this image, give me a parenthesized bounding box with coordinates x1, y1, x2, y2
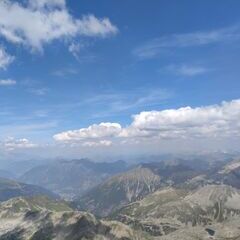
(0, 196, 149, 240)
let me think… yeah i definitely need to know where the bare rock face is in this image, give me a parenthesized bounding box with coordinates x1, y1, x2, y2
(116, 184, 240, 238)
(159, 218, 240, 240)
(215, 159, 240, 188)
(75, 160, 203, 218)
(75, 166, 162, 217)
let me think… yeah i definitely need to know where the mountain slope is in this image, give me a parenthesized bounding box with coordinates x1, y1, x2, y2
(141, 161, 200, 185)
(116, 184, 240, 237)
(76, 161, 200, 217)
(76, 166, 162, 217)
(0, 197, 149, 240)
(0, 177, 58, 202)
(0, 196, 72, 214)
(214, 159, 240, 188)
(158, 218, 240, 240)
(20, 159, 128, 199)
(0, 195, 239, 240)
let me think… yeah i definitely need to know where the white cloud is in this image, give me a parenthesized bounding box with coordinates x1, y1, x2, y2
(53, 99, 240, 146)
(134, 26, 240, 59)
(128, 99, 240, 139)
(0, 79, 16, 86)
(0, 47, 14, 69)
(28, 0, 66, 10)
(53, 122, 122, 141)
(163, 64, 208, 77)
(68, 42, 82, 59)
(77, 15, 118, 37)
(1, 137, 38, 151)
(0, 0, 118, 51)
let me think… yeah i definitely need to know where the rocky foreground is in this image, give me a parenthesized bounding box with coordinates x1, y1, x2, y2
(0, 196, 151, 240)
(1, 184, 240, 239)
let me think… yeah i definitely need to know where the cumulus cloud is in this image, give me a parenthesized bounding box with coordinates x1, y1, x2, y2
(0, 0, 118, 51)
(53, 122, 122, 141)
(53, 99, 240, 147)
(1, 137, 38, 151)
(126, 99, 240, 139)
(0, 79, 16, 86)
(0, 47, 14, 69)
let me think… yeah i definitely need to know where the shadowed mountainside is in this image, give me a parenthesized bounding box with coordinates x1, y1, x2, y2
(0, 177, 58, 202)
(20, 159, 128, 200)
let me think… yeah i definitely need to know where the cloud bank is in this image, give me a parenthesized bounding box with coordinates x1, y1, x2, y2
(1, 99, 239, 155)
(53, 99, 240, 147)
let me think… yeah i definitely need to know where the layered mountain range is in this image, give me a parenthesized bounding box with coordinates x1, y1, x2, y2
(20, 159, 128, 199)
(0, 157, 240, 239)
(74, 160, 210, 216)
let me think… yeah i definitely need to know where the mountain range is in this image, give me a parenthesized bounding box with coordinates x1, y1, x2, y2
(20, 159, 128, 200)
(75, 159, 213, 217)
(0, 157, 240, 239)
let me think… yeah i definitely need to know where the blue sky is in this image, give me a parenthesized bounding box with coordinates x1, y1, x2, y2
(0, 0, 240, 159)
